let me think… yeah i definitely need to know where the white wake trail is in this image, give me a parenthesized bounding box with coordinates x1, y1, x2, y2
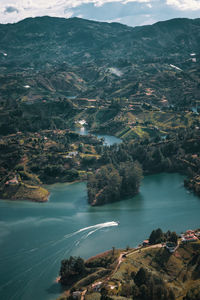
(64, 221, 118, 239)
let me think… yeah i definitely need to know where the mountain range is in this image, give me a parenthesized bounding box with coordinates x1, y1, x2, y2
(0, 16, 200, 135)
(1, 16, 200, 69)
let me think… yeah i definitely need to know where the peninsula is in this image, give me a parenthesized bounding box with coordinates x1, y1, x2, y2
(58, 228, 200, 300)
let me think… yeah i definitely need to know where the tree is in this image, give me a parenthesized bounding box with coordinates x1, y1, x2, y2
(154, 284, 168, 300)
(134, 267, 149, 287)
(60, 256, 85, 285)
(87, 164, 122, 205)
(149, 228, 164, 245)
(184, 285, 200, 300)
(119, 161, 143, 197)
(168, 289, 176, 300)
(167, 231, 178, 245)
(139, 284, 149, 300)
(121, 283, 133, 297)
(112, 246, 115, 255)
(101, 287, 112, 300)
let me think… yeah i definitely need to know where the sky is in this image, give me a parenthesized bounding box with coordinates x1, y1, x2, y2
(1, 0, 200, 27)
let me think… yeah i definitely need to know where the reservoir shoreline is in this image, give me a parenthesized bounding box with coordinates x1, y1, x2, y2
(1, 173, 200, 300)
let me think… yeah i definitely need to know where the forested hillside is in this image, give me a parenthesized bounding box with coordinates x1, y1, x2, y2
(0, 16, 200, 203)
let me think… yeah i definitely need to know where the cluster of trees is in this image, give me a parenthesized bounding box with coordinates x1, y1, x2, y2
(85, 252, 117, 269)
(1, 112, 200, 203)
(149, 228, 178, 245)
(0, 140, 23, 185)
(0, 97, 76, 135)
(131, 267, 175, 300)
(99, 127, 200, 176)
(42, 165, 79, 183)
(101, 267, 175, 300)
(87, 127, 200, 206)
(184, 285, 200, 300)
(60, 256, 86, 285)
(0, 129, 102, 185)
(87, 161, 143, 205)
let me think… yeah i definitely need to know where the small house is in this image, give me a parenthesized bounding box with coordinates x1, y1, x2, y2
(68, 151, 78, 157)
(142, 240, 149, 246)
(5, 176, 19, 186)
(195, 231, 200, 238)
(165, 242, 176, 253)
(182, 235, 198, 243)
(92, 281, 102, 292)
(72, 291, 81, 299)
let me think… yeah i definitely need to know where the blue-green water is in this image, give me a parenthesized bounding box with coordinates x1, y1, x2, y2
(74, 127, 122, 146)
(0, 173, 200, 300)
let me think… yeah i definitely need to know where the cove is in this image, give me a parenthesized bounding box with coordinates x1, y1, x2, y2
(74, 127, 122, 146)
(0, 173, 200, 300)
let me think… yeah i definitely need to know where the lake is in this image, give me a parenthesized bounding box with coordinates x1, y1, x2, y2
(74, 127, 122, 146)
(0, 173, 200, 300)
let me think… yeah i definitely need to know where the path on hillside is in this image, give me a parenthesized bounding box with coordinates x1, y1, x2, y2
(126, 243, 163, 257)
(81, 289, 87, 300)
(81, 242, 174, 299)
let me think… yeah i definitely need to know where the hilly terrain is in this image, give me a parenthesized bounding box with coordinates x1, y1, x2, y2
(0, 17, 200, 136)
(1, 17, 200, 105)
(1, 16, 200, 300)
(0, 17, 200, 69)
(58, 229, 200, 300)
(0, 17, 200, 203)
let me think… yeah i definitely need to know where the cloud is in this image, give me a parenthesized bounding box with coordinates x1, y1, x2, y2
(166, 0, 200, 11)
(0, 0, 200, 25)
(4, 6, 19, 14)
(0, 0, 151, 24)
(93, 0, 150, 6)
(59, 0, 151, 9)
(0, 0, 74, 24)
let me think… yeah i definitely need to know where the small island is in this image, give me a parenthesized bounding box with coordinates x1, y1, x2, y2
(87, 162, 143, 206)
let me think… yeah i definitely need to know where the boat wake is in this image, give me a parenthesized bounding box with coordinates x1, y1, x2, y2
(64, 221, 118, 239)
(0, 221, 119, 297)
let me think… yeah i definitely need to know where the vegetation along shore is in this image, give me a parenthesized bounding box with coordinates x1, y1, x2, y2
(57, 228, 200, 300)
